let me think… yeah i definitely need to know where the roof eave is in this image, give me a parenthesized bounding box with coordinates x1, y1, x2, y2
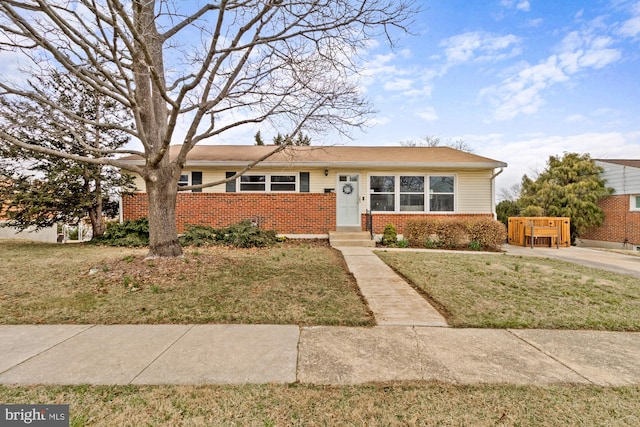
(118, 159, 508, 169)
(183, 161, 508, 168)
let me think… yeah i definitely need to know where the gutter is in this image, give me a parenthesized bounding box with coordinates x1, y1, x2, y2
(119, 160, 509, 169)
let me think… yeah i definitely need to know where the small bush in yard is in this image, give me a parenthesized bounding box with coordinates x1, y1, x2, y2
(218, 220, 277, 248)
(179, 224, 218, 246)
(404, 217, 506, 251)
(181, 221, 278, 248)
(381, 223, 398, 246)
(93, 219, 277, 248)
(466, 217, 507, 250)
(91, 218, 149, 247)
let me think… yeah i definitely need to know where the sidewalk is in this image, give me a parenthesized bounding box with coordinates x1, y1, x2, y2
(2, 245, 639, 387)
(1, 324, 639, 386)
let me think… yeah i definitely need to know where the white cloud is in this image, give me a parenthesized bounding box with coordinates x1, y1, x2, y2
(440, 32, 521, 69)
(501, 0, 531, 12)
(526, 18, 544, 28)
(383, 78, 414, 91)
(565, 114, 585, 123)
(483, 25, 623, 121)
(360, 50, 436, 99)
(618, 1, 640, 40)
(482, 55, 568, 120)
(478, 131, 640, 195)
(415, 107, 439, 122)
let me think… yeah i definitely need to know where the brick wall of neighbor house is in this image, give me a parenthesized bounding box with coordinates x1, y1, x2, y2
(123, 193, 336, 234)
(581, 195, 640, 245)
(364, 213, 494, 234)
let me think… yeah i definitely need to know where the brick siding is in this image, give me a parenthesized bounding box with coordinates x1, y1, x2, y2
(364, 213, 494, 234)
(123, 193, 494, 235)
(122, 193, 336, 234)
(581, 195, 640, 245)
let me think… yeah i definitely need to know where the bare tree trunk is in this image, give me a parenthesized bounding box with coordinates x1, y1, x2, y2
(144, 166, 182, 258)
(88, 184, 106, 237)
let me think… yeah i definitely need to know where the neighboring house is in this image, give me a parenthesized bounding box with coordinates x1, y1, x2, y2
(120, 145, 507, 237)
(579, 159, 640, 250)
(1, 181, 58, 242)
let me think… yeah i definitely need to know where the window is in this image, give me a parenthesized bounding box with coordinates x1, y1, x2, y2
(370, 176, 395, 211)
(631, 195, 640, 211)
(429, 176, 454, 212)
(400, 176, 424, 211)
(270, 175, 296, 191)
(238, 174, 297, 192)
(178, 171, 202, 193)
(370, 174, 455, 213)
(240, 175, 266, 191)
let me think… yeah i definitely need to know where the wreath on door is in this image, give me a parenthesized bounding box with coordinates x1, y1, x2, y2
(342, 183, 354, 195)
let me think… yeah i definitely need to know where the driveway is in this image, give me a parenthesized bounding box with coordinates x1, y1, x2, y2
(503, 244, 640, 279)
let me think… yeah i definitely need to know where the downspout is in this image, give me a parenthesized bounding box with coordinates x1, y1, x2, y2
(490, 168, 504, 219)
(118, 195, 124, 224)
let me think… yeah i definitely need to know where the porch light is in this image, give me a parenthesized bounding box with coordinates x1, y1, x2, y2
(324, 169, 329, 176)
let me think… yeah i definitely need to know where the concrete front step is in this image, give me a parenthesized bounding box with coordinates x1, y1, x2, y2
(329, 231, 375, 248)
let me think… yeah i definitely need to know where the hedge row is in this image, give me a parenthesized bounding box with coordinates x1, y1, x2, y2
(404, 217, 506, 251)
(92, 219, 278, 248)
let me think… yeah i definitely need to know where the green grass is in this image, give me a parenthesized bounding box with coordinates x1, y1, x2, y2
(376, 251, 640, 330)
(0, 241, 373, 326)
(0, 384, 638, 426)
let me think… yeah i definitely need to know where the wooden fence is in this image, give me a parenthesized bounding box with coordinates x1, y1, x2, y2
(508, 217, 571, 248)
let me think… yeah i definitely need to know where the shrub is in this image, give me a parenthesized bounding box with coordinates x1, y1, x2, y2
(404, 217, 506, 251)
(179, 224, 218, 247)
(381, 223, 398, 246)
(217, 220, 278, 248)
(466, 217, 507, 250)
(91, 218, 149, 247)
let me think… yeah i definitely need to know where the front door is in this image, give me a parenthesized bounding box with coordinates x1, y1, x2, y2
(336, 174, 360, 227)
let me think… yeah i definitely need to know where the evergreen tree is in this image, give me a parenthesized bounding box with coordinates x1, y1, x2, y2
(496, 199, 519, 227)
(517, 153, 613, 239)
(0, 72, 135, 237)
(273, 133, 311, 146)
(254, 131, 265, 146)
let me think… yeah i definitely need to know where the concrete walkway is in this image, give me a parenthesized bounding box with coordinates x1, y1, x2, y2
(2, 244, 640, 386)
(336, 246, 448, 327)
(1, 324, 640, 386)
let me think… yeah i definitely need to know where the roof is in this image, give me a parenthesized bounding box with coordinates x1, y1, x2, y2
(122, 145, 507, 169)
(595, 159, 640, 169)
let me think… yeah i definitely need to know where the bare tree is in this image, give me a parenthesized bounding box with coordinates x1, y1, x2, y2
(400, 136, 473, 152)
(0, 0, 416, 258)
(499, 183, 521, 202)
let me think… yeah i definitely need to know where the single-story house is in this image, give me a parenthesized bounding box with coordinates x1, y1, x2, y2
(579, 159, 640, 250)
(121, 145, 507, 237)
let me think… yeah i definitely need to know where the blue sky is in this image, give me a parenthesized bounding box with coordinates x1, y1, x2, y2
(331, 0, 640, 195)
(3, 1, 639, 196)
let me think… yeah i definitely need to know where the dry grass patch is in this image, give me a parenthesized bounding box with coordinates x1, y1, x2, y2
(0, 240, 373, 326)
(376, 251, 640, 330)
(0, 384, 638, 426)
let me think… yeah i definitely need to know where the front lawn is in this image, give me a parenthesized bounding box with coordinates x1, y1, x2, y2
(376, 251, 640, 331)
(0, 241, 373, 326)
(1, 384, 638, 426)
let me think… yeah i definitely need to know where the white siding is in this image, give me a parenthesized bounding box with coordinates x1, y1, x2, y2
(597, 161, 640, 195)
(457, 170, 493, 213)
(0, 222, 58, 242)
